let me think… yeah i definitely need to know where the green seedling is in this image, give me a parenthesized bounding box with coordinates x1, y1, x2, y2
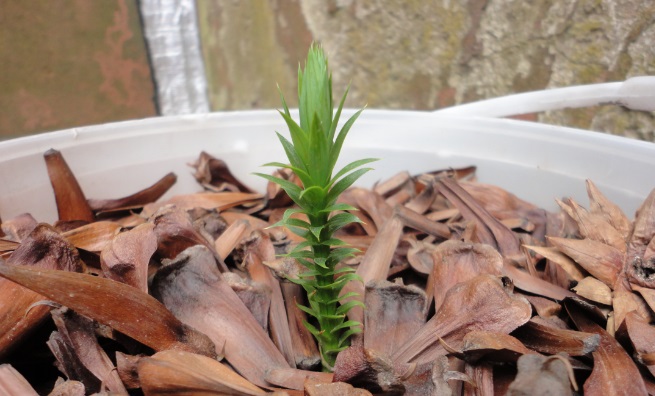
(256, 43, 376, 371)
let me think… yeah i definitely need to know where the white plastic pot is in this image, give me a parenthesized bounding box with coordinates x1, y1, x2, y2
(1, 108, 654, 224)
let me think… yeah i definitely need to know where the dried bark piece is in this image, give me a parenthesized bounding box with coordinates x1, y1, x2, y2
(43, 149, 94, 223)
(100, 222, 157, 292)
(404, 179, 437, 215)
(586, 180, 631, 239)
(438, 178, 521, 257)
(564, 299, 648, 395)
(548, 236, 622, 288)
(62, 221, 122, 252)
(48, 379, 85, 396)
(48, 308, 127, 394)
(115, 352, 142, 389)
(340, 187, 393, 231)
(502, 264, 576, 301)
(215, 219, 252, 260)
(572, 276, 613, 305)
(340, 214, 404, 325)
(0, 224, 83, 358)
(460, 181, 537, 213)
(0, 260, 216, 358)
(239, 231, 295, 368)
(462, 363, 493, 396)
(401, 355, 468, 396)
(460, 331, 536, 363)
(426, 240, 503, 311)
(0, 239, 18, 258)
(393, 275, 531, 365)
(0, 364, 39, 396)
(223, 272, 271, 332)
(373, 171, 412, 197)
(150, 205, 227, 272)
(138, 350, 266, 396)
(394, 204, 451, 240)
(192, 151, 255, 193)
(512, 318, 599, 356)
(611, 280, 653, 333)
(406, 237, 436, 276)
(305, 378, 373, 396)
(280, 282, 321, 370)
(627, 188, 655, 288)
(557, 198, 626, 253)
(363, 280, 427, 357)
(264, 368, 333, 391)
(631, 283, 655, 314)
(1, 213, 37, 242)
(151, 245, 289, 388)
(618, 312, 655, 377)
(142, 191, 263, 217)
(505, 354, 575, 396)
(331, 345, 403, 395)
(522, 245, 585, 282)
(87, 172, 177, 214)
(521, 294, 561, 318)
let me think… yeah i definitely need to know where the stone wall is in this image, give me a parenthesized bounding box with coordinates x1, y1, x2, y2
(0, 0, 156, 139)
(198, 0, 655, 141)
(2, 1, 654, 141)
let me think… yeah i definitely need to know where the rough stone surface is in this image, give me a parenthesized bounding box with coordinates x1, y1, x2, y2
(0, 0, 156, 139)
(198, 0, 655, 141)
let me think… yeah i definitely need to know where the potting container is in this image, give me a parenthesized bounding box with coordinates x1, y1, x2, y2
(1, 106, 654, 224)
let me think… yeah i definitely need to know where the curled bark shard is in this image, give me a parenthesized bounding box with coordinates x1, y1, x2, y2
(506, 354, 575, 396)
(564, 299, 648, 396)
(0, 260, 216, 358)
(151, 245, 289, 388)
(0, 224, 83, 358)
(393, 275, 531, 366)
(138, 350, 266, 396)
(87, 172, 177, 215)
(43, 149, 94, 223)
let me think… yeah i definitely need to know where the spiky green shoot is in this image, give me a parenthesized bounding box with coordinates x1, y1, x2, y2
(256, 43, 376, 371)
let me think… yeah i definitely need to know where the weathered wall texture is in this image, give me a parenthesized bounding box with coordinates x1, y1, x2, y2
(0, 0, 156, 139)
(198, 0, 655, 141)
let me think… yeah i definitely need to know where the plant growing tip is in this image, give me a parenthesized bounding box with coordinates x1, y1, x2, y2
(257, 42, 376, 371)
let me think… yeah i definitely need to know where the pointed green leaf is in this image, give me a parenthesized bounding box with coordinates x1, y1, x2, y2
(302, 320, 323, 338)
(326, 212, 362, 234)
(330, 158, 378, 188)
(338, 326, 362, 347)
(331, 320, 362, 333)
(296, 303, 318, 319)
(329, 247, 361, 262)
(254, 172, 303, 204)
(329, 108, 364, 172)
(285, 217, 311, 229)
(334, 266, 357, 275)
(336, 300, 366, 315)
(320, 238, 348, 247)
(328, 291, 359, 304)
(277, 84, 292, 117)
(326, 167, 373, 204)
(320, 314, 346, 321)
(320, 203, 359, 213)
(309, 225, 324, 240)
(278, 111, 310, 168)
(327, 84, 350, 143)
(313, 257, 328, 269)
(298, 185, 327, 206)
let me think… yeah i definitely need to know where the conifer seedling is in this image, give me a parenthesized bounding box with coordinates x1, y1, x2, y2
(256, 43, 376, 371)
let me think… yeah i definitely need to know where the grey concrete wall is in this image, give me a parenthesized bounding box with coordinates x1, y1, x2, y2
(198, 0, 655, 141)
